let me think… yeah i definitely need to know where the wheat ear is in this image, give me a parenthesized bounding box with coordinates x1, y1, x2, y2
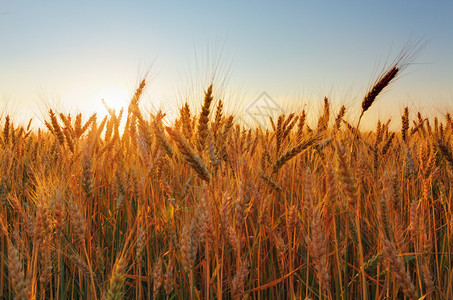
(196, 85, 214, 153)
(166, 127, 211, 182)
(382, 238, 418, 300)
(7, 241, 29, 300)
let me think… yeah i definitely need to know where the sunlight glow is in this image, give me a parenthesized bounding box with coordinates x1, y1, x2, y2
(96, 86, 130, 115)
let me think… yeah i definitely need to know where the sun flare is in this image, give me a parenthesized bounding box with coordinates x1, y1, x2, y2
(97, 86, 130, 115)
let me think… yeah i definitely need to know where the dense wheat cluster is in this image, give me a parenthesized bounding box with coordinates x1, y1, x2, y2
(1, 78, 452, 299)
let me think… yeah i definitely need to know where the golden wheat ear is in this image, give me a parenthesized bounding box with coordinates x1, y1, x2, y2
(196, 85, 214, 153)
(357, 39, 425, 130)
(7, 241, 29, 300)
(166, 126, 211, 182)
(382, 238, 419, 300)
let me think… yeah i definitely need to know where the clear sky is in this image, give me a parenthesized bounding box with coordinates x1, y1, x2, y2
(1, 1, 452, 129)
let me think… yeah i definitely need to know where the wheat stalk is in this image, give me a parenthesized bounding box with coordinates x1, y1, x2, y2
(166, 127, 211, 182)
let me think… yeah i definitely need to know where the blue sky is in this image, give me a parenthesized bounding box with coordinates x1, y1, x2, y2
(1, 1, 452, 128)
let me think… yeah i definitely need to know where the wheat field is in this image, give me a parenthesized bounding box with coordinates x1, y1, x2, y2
(1, 69, 452, 299)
